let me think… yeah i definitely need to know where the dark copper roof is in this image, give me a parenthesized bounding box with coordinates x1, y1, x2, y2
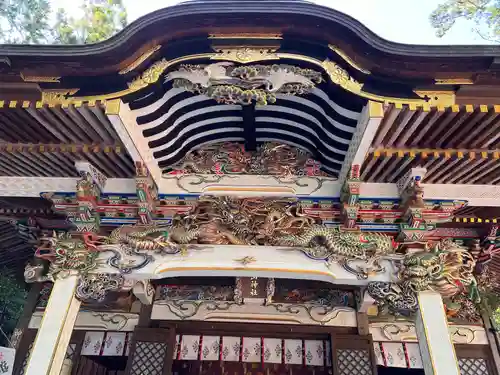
(1, 0, 500, 87)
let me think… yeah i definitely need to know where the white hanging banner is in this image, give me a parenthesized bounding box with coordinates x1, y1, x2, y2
(0, 346, 15, 375)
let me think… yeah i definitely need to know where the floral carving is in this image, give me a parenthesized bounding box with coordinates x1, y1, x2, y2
(322, 60, 363, 93)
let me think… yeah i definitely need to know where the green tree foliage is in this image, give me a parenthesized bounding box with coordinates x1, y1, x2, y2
(54, 0, 127, 44)
(0, 0, 52, 43)
(0, 270, 27, 347)
(431, 0, 500, 40)
(0, 0, 128, 44)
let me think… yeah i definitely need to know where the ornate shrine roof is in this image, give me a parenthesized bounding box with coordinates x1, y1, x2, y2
(0, 0, 499, 276)
(2, 0, 500, 99)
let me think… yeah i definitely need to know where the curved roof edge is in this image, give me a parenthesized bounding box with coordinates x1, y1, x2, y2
(1, 1, 499, 58)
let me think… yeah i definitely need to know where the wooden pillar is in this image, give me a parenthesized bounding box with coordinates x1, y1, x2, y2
(24, 276, 81, 375)
(416, 291, 460, 375)
(10, 283, 41, 350)
(480, 303, 500, 374)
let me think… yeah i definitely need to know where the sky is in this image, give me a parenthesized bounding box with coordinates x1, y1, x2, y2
(120, 0, 492, 45)
(50, 0, 491, 45)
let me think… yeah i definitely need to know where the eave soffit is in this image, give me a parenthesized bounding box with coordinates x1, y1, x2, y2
(0, 1, 499, 77)
(0, 40, 458, 108)
(3, 1, 497, 106)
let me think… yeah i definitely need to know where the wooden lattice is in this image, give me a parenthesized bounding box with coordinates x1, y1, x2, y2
(129, 342, 167, 375)
(459, 357, 490, 375)
(336, 348, 372, 375)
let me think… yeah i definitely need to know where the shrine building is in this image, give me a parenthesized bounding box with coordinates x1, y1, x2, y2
(1, 0, 500, 374)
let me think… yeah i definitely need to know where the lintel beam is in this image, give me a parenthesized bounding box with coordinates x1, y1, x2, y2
(1, 176, 500, 208)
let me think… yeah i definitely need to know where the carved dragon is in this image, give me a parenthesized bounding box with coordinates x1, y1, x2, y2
(276, 226, 397, 278)
(25, 232, 100, 282)
(166, 142, 330, 177)
(27, 198, 396, 279)
(368, 240, 480, 316)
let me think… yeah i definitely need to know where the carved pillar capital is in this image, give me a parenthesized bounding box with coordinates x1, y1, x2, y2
(135, 161, 157, 224)
(73, 161, 106, 232)
(340, 165, 361, 229)
(397, 168, 429, 245)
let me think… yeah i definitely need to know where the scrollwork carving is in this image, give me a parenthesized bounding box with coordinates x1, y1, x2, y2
(155, 300, 237, 320)
(76, 273, 124, 302)
(268, 304, 354, 325)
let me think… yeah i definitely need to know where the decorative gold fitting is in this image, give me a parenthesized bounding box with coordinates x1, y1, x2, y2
(211, 46, 280, 64)
(119, 45, 162, 75)
(209, 33, 282, 40)
(321, 59, 363, 93)
(20, 73, 61, 83)
(413, 90, 456, 107)
(105, 99, 121, 115)
(435, 78, 474, 85)
(127, 59, 170, 91)
(328, 45, 371, 75)
(40, 89, 80, 106)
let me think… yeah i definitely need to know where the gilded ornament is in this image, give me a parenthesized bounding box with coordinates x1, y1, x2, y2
(413, 90, 456, 107)
(435, 78, 474, 85)
(321, 60, 363, 93)
(119, 45, 162, 75)
(328, 45, 371, 74)
(40, 89, 79, 106)
(128, 59, 170, 91)
(17, 52, 438, 108)
(211, 46, 280, 64)
(20, 73, 61, 83)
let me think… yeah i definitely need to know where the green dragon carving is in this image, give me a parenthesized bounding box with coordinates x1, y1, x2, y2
(25, 232, 100, 282)
(398, 240, 479, 302)
(277, 225, 397, 278)
(368, 240, 480, 317)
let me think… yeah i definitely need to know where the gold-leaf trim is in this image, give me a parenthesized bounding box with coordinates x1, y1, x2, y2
(321, 60, 363, 93)
(328, 45, 371, 75)
(413, 90, 456, 107)
(119, 45, 162, 75)
(127, 59, 170, 91)
(20, 74, 61, 83)
(209, 33, 282, 40)
(435, 78, 474, 85)
(18, 53, 459, 108)
(40, 89, 80, 106)
(211, 46, 280, 64)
